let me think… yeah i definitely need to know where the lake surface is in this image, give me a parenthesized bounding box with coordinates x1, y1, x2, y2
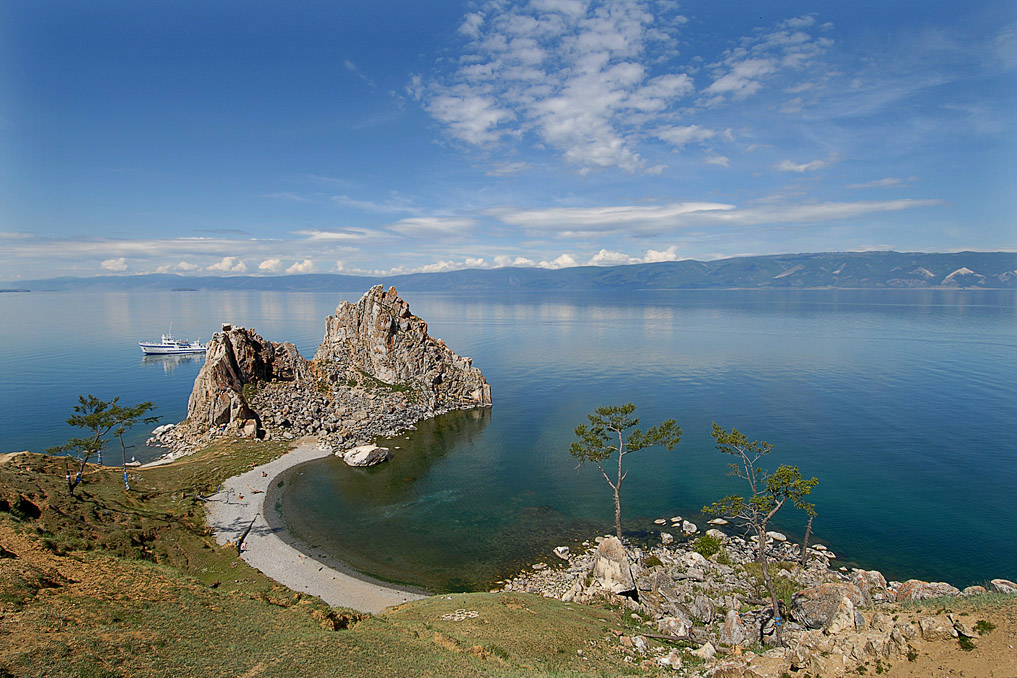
(2, 288, 1015, 591)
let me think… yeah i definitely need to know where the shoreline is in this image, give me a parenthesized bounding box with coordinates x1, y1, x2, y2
(203, 437, 427, 613)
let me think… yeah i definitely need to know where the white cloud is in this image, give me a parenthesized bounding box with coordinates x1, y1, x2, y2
(492, 198, 941, 237)
(775, 155, 837, 172)
(540, 253, 579, 269)
(100, 257, 127, 272)
(494, 255, 538, 267)
(176, 261, 199, 271)
(330, 194, 418, 214)
(294, 228, 376, 241)
(286, 259, 315, 274)
(421, 0, 696, 173)
(486, 161, 531, 176)
(847, 177, 903, 189)
(387, 217, 476, 237)
(588, 249, 637, 266)
(656, 124, 723, 147)
(644, 245, 680, 262)
(259, 258, 283, 273)
(704, 154, 730, 167)
(700, 16, 832, 106)
(207, 257, 248, 273)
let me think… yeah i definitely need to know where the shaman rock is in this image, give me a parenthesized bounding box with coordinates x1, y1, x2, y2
(314, 285, 492, 411)
(186, 327, 308, 436)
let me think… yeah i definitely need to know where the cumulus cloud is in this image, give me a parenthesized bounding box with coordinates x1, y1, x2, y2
(176, 261, 199, 271)
(494, 255, 538, 267)
(540, 253, 579, 269)
(699, 15, 832, 107)
(657, 124, 725, 147)
(420, 0, 697, 173)
(286, 259, 315, 274)
(704, 154, 730, 167)
(207, 257, 248, 273)
(259, 258, 283, 273)
(100, 257, 127, 272)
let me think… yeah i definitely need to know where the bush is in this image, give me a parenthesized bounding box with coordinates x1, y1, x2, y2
(692, 534, 721, 559)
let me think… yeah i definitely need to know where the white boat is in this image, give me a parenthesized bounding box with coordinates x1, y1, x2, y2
(139, 330, 207, 355)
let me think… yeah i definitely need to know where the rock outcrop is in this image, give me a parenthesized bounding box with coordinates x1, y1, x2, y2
(314, 285, 492, 410)
(185, 326, 308, 437)
(158, 286, 491, 457)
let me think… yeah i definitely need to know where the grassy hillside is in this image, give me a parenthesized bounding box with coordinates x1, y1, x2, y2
(0, 445, 648, 678)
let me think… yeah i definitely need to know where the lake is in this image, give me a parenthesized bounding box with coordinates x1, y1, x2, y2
(2, 288, 1015, 592)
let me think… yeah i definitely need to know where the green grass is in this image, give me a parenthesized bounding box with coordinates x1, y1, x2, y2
(740, 561, 800, 607)
(0, 446, 656, 677)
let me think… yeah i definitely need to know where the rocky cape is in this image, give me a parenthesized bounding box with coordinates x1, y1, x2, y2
(502, 523, 1016, 676)
(151, 286, 491, 460)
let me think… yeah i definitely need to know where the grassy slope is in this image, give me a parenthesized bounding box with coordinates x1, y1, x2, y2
(0, 445, 651, 678)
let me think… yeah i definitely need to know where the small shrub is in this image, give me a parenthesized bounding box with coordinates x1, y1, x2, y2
(957, 636, 976, 652)
(487, 645, 510, 660)
(906, 649, 918, 662)
(974, 619, 996, 635)
(692, 534, 721, 559)
(644, 555, 663, 568)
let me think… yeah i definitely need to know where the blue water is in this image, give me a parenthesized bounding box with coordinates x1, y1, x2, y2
(2, 289, 1015, 591)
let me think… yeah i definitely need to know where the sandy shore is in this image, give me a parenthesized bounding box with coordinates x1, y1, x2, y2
(204, 438, 426, 613)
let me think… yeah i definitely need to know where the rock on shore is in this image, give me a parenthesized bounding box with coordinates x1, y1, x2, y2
(152, 286, 491, 458)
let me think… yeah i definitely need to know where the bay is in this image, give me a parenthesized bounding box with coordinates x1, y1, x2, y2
(2, 288, 1015, 592)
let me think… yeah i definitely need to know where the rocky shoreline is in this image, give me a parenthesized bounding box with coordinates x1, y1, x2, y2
(147, 285, 492, 464)
(498, 522, 1017, 676)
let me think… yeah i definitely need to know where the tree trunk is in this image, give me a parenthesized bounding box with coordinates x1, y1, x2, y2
(757, 526, 784, 645)
(800, 515, 814, 567)
(613, 486, 622, 540)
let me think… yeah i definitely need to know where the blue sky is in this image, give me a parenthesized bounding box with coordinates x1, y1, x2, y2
(1, 0, 1014, 280)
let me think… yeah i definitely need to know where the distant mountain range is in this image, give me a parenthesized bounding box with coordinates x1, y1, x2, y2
(7, 251, 1017, 292)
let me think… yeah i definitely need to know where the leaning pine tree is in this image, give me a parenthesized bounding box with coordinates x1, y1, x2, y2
(704, 423, 817, 645)
(570, 403, 681, 540)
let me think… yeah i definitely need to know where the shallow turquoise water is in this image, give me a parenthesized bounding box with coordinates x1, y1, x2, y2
(2, 288, 1015, 591)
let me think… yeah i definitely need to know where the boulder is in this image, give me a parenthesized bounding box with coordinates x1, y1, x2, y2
(962, 585, 987, 596)
(766, 531, 787, 542)
(851, 569, 888, 599)
(895, 579, 961, 601)
(720, 609, 749, 646)
(918, 616, 956, 642)
(591, 536, 635, 594)
(691, 641, 716, 660)
(990, 578, 1017, 594)
(681, 519, 698, 535)
(660, 532, 674, 545)
(339, 444, 391, 467)
(791, 583, 869, 630)
(689, 594, 715, 623)
(553, 546, 570, 560)
(657, 616, 691, 638)
(823, 596, 856, 635)
(706, 528, 727, 541)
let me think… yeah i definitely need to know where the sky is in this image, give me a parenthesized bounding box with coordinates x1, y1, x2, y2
(1, 0, 1014, 280)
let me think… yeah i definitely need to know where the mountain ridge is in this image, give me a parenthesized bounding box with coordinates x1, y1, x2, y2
(7, 250, 1016, 291)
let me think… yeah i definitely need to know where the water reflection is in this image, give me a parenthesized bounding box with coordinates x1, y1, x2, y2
(140, 353, 206, 374)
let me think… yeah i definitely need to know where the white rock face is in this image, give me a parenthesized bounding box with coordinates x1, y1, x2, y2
(338, 444, 391, 467)
(592, 536, 635, 594)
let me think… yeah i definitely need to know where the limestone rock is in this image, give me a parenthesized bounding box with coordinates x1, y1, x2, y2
(918, 616, 956, 642)
(720, 609, 749, 646)
(660, 532, 674, 545)
(706, 528, 727, 541)
(339, 444, 391, 467)
(990, 578, 1017, 594)
(314, 285, 492, 410)
(681, 519, 698, 535)
(824, 596, 856, 635)
(895, 579, 961, 600)
(790, 583, 868, 630)
(553, 546, 570, 560)
(962, 585, 987, 596)
(691, 641, 716, 660)
(592, 536, 635, 594)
